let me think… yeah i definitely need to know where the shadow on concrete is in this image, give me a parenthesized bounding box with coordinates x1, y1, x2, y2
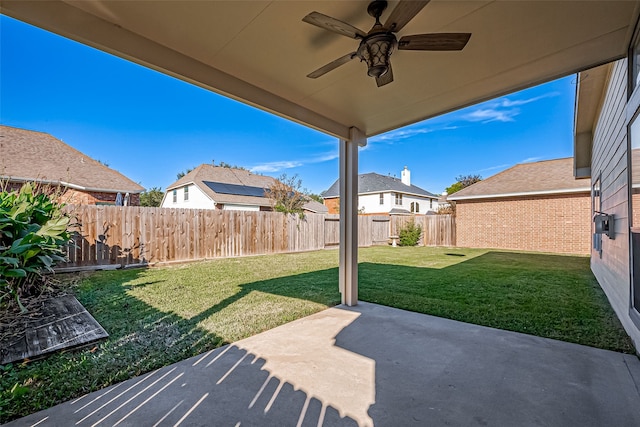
(332, 303, 640, 427)
(9, 343, 360, 427)
(5, 250, 637, 425)
(2, 264, 356, 425)
(10, 302, 640, 427)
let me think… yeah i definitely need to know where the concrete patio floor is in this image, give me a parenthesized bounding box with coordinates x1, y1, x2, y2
(7, 302, 640, 427)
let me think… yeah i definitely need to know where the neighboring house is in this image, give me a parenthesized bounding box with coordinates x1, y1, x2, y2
(448, 158, 591, 255)
(302, 198, 330, 214)
(574, 55, 640, 349)
(322, 167, 438, 215)
(161, 164, 327, 214)
(0, 125, 144, 205)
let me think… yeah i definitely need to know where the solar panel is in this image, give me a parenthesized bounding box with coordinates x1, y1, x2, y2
(204, 181, 267, 197)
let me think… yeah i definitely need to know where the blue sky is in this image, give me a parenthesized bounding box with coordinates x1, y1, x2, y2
(1, 15, 576, 196)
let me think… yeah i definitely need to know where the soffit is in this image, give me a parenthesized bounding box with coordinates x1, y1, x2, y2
(2, 0, 639, 139)
(575, 64, 613, 136)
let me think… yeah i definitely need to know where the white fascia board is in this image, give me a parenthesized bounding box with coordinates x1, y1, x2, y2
(166, 180, 196, 191)
(448, 187, 591, 201)
(220, 202, 268, 207)
(59, 181, 144, 194)
(359, 190, 437, 199)
(160, 192, 168, 206)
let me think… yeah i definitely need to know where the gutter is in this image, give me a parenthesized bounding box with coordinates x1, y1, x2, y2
(3, 176, 144, 194)
(324, 190, 438, 199)
(448, 187, 591, 201)
(358, 190, 438, 198)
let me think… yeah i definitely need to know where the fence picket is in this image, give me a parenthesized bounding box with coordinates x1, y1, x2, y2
(58, 206, 454, 270)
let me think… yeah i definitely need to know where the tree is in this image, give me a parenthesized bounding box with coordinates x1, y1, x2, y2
(140, 187, 164, 207)
(308, 193, 324, 204)
(441, 174, 482, 216)
(176, 161, 250, 180)
(176, 168, 194, 180)
(214, 160, 248, 171)
(265, 174, 307, 216)
(445, 174, 482, 195)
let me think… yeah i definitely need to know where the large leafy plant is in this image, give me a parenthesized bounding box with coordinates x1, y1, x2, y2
(0, 183, 71, 312)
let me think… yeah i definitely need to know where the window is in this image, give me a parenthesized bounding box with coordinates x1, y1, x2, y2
(184, 186, 189, 201)
(172, 189, 177, 203)
(631, 31, 640, 93)
(630, 23, 640, 319)
(395, 193, 402, 205)
(630, 114, 640, 313)
(410, 202, 419, 213)
(379, 193, 384, 205)
(430, 199, 433, 209)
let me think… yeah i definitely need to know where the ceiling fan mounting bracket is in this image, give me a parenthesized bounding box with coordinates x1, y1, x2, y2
(367, 1, 388, 21)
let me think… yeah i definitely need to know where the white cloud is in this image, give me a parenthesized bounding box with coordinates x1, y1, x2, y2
(372, 128, 431, 142)
(312, 152, 339, 162)
(474, 157, 544, 175)
(249, 151, 338, 173)
(370, 125, 459, 145)
(477, 163, 510, 173)
(462, 92, 560, 124)
(520, 156, 543, 163)
(499, 92, 559, 108)
(250, 161, 303, 173)
(464, 108, 518, 123)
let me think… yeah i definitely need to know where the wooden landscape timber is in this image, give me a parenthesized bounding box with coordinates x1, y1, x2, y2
(0, 295, 109, 365)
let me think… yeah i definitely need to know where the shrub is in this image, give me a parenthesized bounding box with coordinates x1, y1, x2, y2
(398, 220, 422, 246)
(437, 203, 455, 216)
(0, 183, 71, 312)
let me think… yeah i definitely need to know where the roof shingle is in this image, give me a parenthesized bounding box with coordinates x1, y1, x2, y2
(167, 164, 276, 207)
(0, 125, 144, 193)
(447, 158, 590, 200)
(167, 164, 325, 211)
(323, 172, 437, 198)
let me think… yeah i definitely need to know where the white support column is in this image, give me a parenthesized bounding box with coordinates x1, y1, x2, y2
(339, 127, 366, 306)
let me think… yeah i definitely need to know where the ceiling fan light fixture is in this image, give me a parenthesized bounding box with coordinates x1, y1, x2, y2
(357, 33, 396, 78)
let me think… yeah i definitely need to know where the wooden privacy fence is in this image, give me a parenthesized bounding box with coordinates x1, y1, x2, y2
(323, 215, 391, 247)
(391, 214, 456, 247)
(59, 206, 454, 270)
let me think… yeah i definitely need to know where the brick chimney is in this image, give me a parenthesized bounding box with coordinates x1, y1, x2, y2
(401, 166, 411, 186)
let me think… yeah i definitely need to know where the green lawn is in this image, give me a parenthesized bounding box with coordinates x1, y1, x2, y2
(0, 247, 634, 422)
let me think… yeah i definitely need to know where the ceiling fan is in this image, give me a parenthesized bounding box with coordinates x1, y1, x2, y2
(302, 0, 471, 87)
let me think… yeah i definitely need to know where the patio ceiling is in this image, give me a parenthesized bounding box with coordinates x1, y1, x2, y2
(2, 0, 639, 140)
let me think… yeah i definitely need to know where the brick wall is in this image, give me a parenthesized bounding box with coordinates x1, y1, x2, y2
(60, 189, 141, 206)
(455, 192, 591, 255)
(3, 181, 139, 206)
(632, 192, 640, 228)
(324, 197, 340, 214)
